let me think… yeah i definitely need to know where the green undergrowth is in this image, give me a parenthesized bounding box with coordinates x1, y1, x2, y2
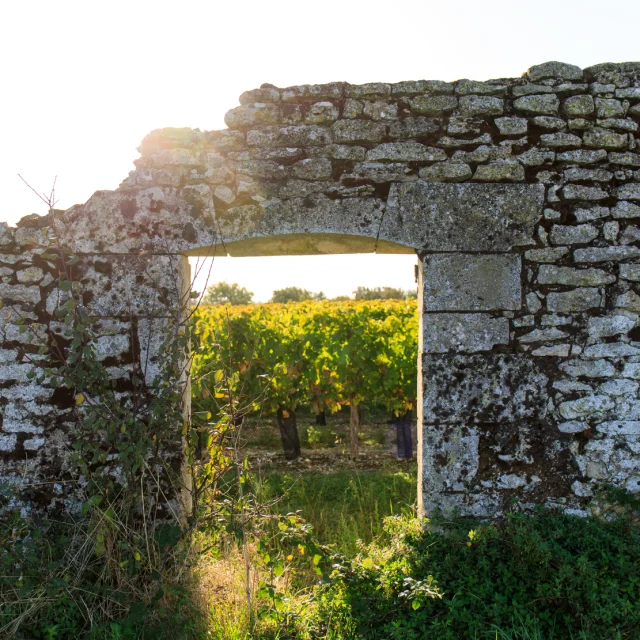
(294, 509, 640, 640)
(256, 467, 417, 555)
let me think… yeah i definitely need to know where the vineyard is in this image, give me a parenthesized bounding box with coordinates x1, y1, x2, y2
(192, 299, 418, 458)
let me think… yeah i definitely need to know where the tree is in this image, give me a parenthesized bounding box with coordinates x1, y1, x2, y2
(353, 286, 406, 301)
(202, 282, 253, 306)
(271, 287, 322, 303)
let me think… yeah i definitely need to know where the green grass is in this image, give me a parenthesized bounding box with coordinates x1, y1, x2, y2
(255, 466, 417, 554)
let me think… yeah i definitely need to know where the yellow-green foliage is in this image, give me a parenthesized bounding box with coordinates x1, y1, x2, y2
(192, 300, 418, 418)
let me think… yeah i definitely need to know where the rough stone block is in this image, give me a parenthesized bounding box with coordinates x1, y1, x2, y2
(528, 61, 583, 81)
(422, 313, 509, 353)
(381, 182, 544, 252)
(422, 423, 479, 493)
(332, 120, 385, 143)
(418, 162, 472, 182)
(459, 95, 504, 116)
(546, 288, 603, 313)
(537, 265, 615, 286)
(409, 95, 458, 115)
(423, 254, 521, 311)
(365, 142, 446, 162)
(514, 94, 560, 115)
(422, 354, 549, 424)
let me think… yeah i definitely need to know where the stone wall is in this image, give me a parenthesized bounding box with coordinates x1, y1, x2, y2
(3, 60, 640, 517)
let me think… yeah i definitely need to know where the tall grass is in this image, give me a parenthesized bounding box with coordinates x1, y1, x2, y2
(256, 466, 417, 554)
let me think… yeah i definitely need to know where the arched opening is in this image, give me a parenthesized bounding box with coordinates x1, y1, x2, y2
(185, 234, 421, 475)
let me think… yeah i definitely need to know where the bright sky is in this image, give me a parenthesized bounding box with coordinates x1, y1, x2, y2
(2, 0, 640, 301)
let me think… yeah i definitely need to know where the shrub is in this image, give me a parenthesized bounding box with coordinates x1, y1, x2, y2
(301, 510, 640, 639)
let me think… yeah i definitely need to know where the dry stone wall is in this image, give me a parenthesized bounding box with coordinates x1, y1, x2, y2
(2, 60, 640, 518)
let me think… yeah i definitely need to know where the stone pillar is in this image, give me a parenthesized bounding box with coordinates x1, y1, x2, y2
(419, 251, 549, 517)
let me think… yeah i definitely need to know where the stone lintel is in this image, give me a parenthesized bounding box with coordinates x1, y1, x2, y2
(381, 182, 544, 252)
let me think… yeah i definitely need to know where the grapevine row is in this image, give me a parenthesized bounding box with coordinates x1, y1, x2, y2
(191, 300, 418, 458)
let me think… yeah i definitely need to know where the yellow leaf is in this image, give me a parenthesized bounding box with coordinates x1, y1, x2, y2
(134, 551, 141, 562)
(75, 393, 85, 406)
(282, 409, 290, 418)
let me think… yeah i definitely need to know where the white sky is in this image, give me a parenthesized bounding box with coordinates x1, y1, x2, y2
(2, 0, 640, 301)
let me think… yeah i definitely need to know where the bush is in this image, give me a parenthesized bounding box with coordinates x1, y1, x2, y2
(301, 510, 640, 639)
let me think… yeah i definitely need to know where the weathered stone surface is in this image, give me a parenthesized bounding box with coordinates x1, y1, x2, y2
(612, 201, 640, 218)
(459, 95, 503, 116)
(346, 82, 391, 99)
(534, 116, 566, 130)
(419, 162, 472, 182)
(583, 343, 640, 358)
(291, 158, 332, 180)
(365, 142, 446, 162)
(305, 102, 339, 124)
(422, 423, 479, 494)
(615, 184, 640, 201)
(537, 265, 615, 286)
(559, 395, 614, 420)
(363, 100, 398, 121)
(247, 125, 332, 147)
(350, 162, 413, 183)
(609, 152, 640, 166)
(0, 283, 41, 305)
(331, 120, 385, 143)
(574, 246, 640, 262)
(224, 103, 282, 129)
(583, 128, 628, 149)
(550, 224, 598, 245)
(423, 254, 521, 311)
(620, 264, 640, 281)
(562, 95, 594, 116)
(540, 133, 582, 148)
(281, 82, 343, 102)
(562, 185, 608, 201)
(423, 354, 549, 423)
(517, 149, 556, 166)
(495, 117, 528, 135)
(239, 86, 280, 104)
(532, 344, 570, 357)
(525, 247, 569, 263)
(560, 359, 616, 378)
(514, 94, 560, 115)
(455, 80, 506, 95)
(518, 327, 568, 343)
(546, 288, 603, 313)
(381, 183, 544, 252)
(587, 314, 637, 338)
(567, 166, 613, 180)
(615, 291, 640, 313)
(422, 313, 509, 352)
(557, 149, 608, 164)
(410, 95, 457, 115)
(389, 117, 440, 139)
(574, 206, 610, 222)
(528, 61, 583, 81)
(391, 80, 454, 96)
(473, 162, 525, 182)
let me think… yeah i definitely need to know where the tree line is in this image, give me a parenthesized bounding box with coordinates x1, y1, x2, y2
(200, 281, 417, 306)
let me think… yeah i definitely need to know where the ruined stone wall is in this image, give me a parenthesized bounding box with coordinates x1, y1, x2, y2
(3, 60, 640, 518)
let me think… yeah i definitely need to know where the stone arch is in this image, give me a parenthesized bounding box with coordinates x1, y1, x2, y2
(3, 60, 640, 517)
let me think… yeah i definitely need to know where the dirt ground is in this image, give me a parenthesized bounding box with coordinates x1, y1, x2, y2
(240, 409, 418, 473)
